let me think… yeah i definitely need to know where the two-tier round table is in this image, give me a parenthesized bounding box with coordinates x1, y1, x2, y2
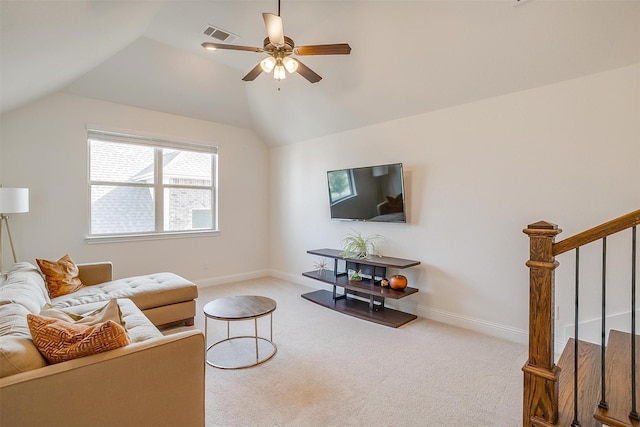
(203, 295, 277, 369)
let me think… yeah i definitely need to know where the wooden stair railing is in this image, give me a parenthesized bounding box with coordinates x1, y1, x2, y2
(523, 209, 640, 427)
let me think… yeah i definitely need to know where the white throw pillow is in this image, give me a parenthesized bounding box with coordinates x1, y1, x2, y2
(40, 299, 125, 327)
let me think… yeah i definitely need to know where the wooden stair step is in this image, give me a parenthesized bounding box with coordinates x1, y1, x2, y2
(594, 329, 640, 427)
(557, 338, 603, 427)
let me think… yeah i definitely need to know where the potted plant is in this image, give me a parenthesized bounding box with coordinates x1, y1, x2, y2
(348, 269, 363, 281)
(340, 230, 382, 259)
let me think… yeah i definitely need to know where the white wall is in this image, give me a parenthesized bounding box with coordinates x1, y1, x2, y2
(269, 64, 640, 343)
(0, 93, 270, 284)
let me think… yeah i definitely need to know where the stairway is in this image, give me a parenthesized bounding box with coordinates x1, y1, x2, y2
(523, 212, 640, 427)
(556, 330, 639, 427)
(594, 330, 639, 427)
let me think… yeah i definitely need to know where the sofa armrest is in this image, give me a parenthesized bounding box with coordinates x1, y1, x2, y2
(77, 262, 113, 286)
(0, 329, 205, 427)
(377, 200, 390, 215)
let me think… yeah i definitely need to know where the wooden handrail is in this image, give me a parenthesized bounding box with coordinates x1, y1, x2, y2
(524, 209, 640, 426)
(553, 209, 640, 256)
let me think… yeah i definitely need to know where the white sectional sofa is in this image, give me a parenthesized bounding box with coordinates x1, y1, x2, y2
(0, 262, 205, 427)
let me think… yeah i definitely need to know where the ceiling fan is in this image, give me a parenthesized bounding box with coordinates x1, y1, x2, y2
(201, 0, 351, 83)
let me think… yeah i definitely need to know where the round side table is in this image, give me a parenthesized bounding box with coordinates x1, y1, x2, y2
(203, 295, 277, 369)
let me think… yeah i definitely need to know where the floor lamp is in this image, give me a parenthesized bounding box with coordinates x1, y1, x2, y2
(0, 188, 29, 273)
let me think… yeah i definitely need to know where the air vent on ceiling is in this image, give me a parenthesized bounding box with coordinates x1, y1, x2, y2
(203, 25, 239, 44)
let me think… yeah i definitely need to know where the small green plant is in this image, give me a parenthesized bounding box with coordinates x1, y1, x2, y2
(340, 230, 383, 259)
(349, 269, 363, 281)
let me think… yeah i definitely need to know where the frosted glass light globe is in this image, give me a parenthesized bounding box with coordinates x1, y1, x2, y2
(282, 57, 299, 73)
(273, 64, 286, 80)
(260, 57, 276, 73)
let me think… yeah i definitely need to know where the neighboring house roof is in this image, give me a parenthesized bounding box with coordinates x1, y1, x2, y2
(91, 149, 212, 234)
(131, 151, 211, 183)
(131, 150, 180, 182)
(91, 186, 154, 234)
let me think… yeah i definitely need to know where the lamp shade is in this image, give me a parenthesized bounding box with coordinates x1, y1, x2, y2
(0, 188, 29, 214)
(372, 166, 389, 177)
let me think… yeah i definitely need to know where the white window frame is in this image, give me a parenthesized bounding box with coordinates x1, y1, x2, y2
(328, 169, 357, 206)
(86, 128, 219, 243)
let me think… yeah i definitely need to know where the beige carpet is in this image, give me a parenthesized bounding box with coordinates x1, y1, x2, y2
(183, 277, 526, 426)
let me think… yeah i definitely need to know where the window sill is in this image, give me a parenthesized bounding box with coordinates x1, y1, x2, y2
(85, 230, 220, 244)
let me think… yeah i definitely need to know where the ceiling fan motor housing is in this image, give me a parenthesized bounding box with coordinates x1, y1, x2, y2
(263, 36, 295, 56)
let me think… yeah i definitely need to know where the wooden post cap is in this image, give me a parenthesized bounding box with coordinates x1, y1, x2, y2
(527, 221, 558, 230)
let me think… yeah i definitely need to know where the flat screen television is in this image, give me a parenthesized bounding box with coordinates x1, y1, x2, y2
(327, 163, 406, 223)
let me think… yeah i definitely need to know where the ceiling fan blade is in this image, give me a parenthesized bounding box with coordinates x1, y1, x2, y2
(242, 63, 263, 81)
(201, 42, 262, 53)
(296, 60, 322, 83)
(294, 44, 352, 56)
(262, 13, 285, 47)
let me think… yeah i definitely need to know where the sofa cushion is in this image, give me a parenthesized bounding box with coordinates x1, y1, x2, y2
(0, 262, 51, 314)
(0, 301, 32, 338)
(36, 254, 84, 298)
(51, 273, 197, 311)
(0, 298, 161, 378)
(27, 314, 130, 364)
(0, 335, 48, 377)
(0, 303, 48, 377)
(40, 299, 124, 327)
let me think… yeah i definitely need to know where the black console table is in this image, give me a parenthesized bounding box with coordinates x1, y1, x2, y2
(301, 248, 420, 327)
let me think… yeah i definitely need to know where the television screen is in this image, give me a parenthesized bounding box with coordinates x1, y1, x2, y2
(327, 163, 406, 223)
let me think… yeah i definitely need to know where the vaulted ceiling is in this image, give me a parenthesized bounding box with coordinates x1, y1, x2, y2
(2, 1, 639, 146)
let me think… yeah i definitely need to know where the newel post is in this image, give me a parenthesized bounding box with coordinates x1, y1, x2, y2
(522, 221, 562, 426)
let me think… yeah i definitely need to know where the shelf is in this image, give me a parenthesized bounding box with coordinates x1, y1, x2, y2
(302, 270, 418, 300)
(301, 290, 417, 328)
(307, 248, 420, 269)
(302, 248, 420, 327)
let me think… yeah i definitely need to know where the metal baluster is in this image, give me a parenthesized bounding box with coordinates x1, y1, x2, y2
(572, 247, 582, 427)
(631, 226, 639, 421)
(599, 237, 609, 410)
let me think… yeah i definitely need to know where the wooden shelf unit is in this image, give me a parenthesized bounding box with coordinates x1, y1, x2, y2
(301, 248, 420, 327)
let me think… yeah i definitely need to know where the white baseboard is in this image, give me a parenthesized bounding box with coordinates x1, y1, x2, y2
(268, 269, 329, 290)
(268, 269, 529, 345)
(255, 272, 640, 357)
(563, 310, 640, 346)
(195, 269, 271, 288)
(412, 304, 528, 345)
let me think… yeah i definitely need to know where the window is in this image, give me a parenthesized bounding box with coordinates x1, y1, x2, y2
(327, 169, 357, 205)
(87, 129, 218, 240)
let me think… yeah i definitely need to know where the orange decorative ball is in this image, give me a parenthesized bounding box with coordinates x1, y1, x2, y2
(389, 275, 408, 290)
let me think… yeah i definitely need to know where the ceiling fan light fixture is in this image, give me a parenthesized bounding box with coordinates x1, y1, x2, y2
(202, 0, 350, 83)
(273, 64, 286, 80)
(282, 56, 298, 73)
(260, 56, 276, 73)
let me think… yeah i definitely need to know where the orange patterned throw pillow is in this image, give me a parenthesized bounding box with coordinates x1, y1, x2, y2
(36, 254, 84, 298)
(385, 194, 404, 213)
(27, 314, 130, 364)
